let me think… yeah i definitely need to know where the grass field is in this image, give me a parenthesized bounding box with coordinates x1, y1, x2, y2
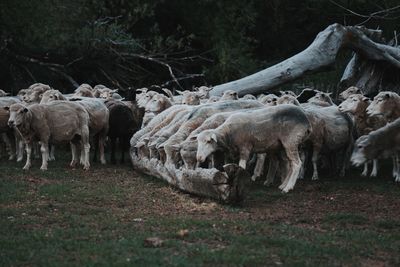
(1, 154, 400, 266)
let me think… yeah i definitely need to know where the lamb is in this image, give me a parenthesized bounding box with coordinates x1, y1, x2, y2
(6, 102, 91, 170)
(196, 104, 312, 193)
(351, 118, 400, 181)
(366, 91, 400, 122)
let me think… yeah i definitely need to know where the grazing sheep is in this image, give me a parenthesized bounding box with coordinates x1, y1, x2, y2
(351, 118, 400, 181)
(196, 105, 311, 193)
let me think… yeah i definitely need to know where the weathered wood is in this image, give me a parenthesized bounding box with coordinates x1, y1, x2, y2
(130, 154, 246, 204)
(210, 23, 400, 97)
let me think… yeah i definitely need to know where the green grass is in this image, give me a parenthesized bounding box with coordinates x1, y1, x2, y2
(1, 153, 400, 266)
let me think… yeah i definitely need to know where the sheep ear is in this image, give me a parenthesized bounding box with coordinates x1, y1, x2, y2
(327, 92, 332, 96)
(112, 89, 118, 93)
(207, 87, 213, 91)
(176, 90, 184, 95)
(4, 106, 9, 111)
(362, 97, 370, 102)
(211, 133, 217, 143)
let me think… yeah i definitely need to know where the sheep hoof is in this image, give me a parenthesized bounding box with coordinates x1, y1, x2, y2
(40, 166, 48, 171)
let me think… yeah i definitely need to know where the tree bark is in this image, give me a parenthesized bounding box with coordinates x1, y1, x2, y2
(210, 23, 400, 97)
(130, 154, 246, 204)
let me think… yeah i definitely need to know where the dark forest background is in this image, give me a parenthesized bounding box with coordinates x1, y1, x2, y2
(0, 0, 399, 94)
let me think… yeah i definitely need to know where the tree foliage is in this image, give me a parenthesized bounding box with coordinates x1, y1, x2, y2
(0, 0, 399, 93)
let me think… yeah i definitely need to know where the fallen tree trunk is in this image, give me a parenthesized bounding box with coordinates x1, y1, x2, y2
(210, 23, 400, 97)
(131, 154, 246, 204)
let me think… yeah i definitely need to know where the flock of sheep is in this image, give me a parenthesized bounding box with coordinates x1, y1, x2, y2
(0, 83, 399, 194)
(131, 86, 400, 193)
(0, 83, 142, 170)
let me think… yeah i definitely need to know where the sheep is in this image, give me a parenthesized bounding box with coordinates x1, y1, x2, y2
(207, 96, 220, 103)
(0, 89, 10, 97)
(339, 86, 362, 100)
(196, 104, 312, 193)
(220, 90, 239, 101)
(162, 100, 264, 168)
(338, 94, 386, 176)
(259, 94, 278, 106)
(277, 94, 354, 180)
(142, 94, 173, 127)
(105, 100, 141, 164)
(242, 94, 257, 100)
(306, 92, 335, 107)
(0, 97, 23, 161)
(351, 118, 400, 181)
(366, 91, 400, 122)
(40, 90, 67, 104)
(74, 87, 95, 98)
(6, 102, 91, 170)
(181, 92, 201, 105)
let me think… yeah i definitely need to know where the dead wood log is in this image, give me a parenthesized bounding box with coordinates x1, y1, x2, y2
(130, 154, 246, 204)
(210, 23, 400, 97)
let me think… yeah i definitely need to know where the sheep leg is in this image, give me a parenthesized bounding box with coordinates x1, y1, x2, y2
(238, 149, 251, 170)
(370, 159, 378, 177)
(361, 162, 369, 177)
(394, 154, 400, 182)
(39, 142, 49, 170)
(3, 133, 15, 160)
(264, 155, 279, 186)
(23, 142, 32, 170)
(49, 145, 55, 161)
(81, 129, 91, 170)
(251, 153, 266, 181)
(16, 137, 24, 162)
(298, 150, 307, 180)
(70, 143, 79, 167)
(99, 135, 106, 165)
(311, 145, 321, 181)
(280, 146, 302, 193)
